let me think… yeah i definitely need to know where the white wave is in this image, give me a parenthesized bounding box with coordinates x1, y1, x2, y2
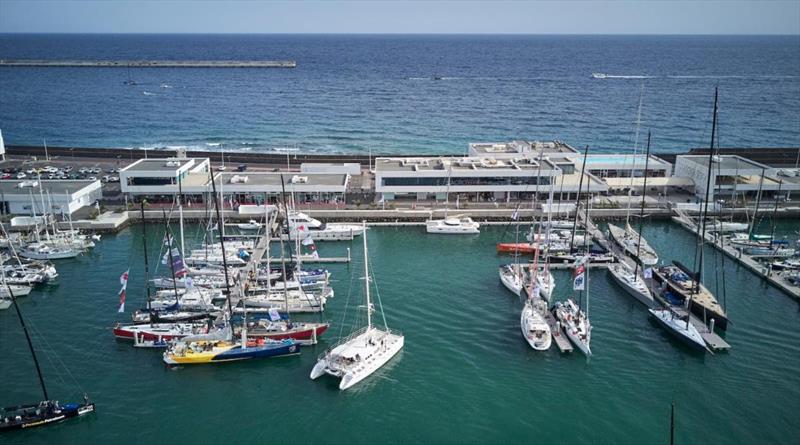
(160, 83, 173, 88)
(272, 147, 300, 153)
(206, 142, 221, 147)
(142, 91, 156, 96)
(592, 73, 653, 79)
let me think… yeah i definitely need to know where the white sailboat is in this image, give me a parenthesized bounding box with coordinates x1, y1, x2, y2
(607, 261, 654, 307)
(236, 219, 262, 231)
(554, 298, 592, 356)
(520, 297, 551, 350)
(648, 307, 706, 351)
(426, 164, 480, 234)
(310, 222, 404, 390)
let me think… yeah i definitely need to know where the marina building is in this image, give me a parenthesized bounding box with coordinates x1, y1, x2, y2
(120, 157, 211, 196)
(468, 140, 578, 160)
(374, 156, 608, 202)
(674, 154, 800, 201)
(0, 179, 102, 216)
(213, 171, 350, 205)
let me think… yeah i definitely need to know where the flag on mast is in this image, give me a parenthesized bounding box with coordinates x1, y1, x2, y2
(573, 257, 586, 291)
(118, 269, 129, 313)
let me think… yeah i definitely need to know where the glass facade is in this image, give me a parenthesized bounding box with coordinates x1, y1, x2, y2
(382, 176, 551, 186)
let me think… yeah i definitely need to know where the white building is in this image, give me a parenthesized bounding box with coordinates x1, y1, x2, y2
(374, 156, 608, 202)
(0, 129, 6, 162)
(674, 154, 800, 201)
(120, 157, 211, 195)
(0, 179, 102, 216)
(215, 171, 350, 204)
(468, 140, 578, 160)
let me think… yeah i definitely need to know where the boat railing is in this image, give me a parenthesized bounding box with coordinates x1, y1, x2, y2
(315, 326, 371, 360)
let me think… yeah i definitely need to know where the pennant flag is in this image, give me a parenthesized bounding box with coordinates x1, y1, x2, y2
(573, 264, 586, 291)
(643, 267, 653, 279)
(268, 307, 281, 322)
(118, 269, 129, 313)
(511, 209, 519, 221)
(163, 235, 173, 246)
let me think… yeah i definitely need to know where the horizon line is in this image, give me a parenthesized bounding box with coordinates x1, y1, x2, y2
(1, 31, 799, 37)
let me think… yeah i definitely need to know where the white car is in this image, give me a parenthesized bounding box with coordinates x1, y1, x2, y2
(16, 172, 27, 179)
(88, 176, 97, 181)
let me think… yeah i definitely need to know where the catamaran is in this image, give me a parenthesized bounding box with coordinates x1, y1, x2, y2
(426, 163, 480, 234)
(310, 222, 404, 390)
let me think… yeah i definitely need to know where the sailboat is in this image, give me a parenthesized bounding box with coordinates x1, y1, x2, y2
(608, 131, 655, 307)
(554, 190, 593, 356)
(608, 87, 659, 267)
(162, 167, 301, 365)
(310, 221, 404, 390)
(0, 285, 95, 431)
(426, 163, 480, 234)
(650, 88, 726, 346)
(519, 236, 551, 350)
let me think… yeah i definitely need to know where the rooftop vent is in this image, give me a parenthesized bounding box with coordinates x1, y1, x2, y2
(165, 160, 182, 167)
(230, 175, 249, 184)
(17, 180, 39, 188)
(291, 175, 308, 184)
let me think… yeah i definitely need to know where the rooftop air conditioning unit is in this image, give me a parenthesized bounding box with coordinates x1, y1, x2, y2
(17, 180, 39, 188)
(165, 160, 181, 167)
(291, 175, 308, 184)
(711, 155, 722, 163)
(231, 175, 249, 184)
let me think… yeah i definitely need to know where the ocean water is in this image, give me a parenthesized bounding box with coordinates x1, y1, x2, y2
(1, 220, 799, 444)
(0, 34, 799, 154)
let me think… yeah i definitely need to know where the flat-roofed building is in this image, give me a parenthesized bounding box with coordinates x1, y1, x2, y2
(0, 179, 102, 215)
(468, 140, 578, 160)
(215, 172, 350, 205)
(674, 154, 800, 200)
(583, 154, 672, 179)
(120, 157, 210, 195)
(374, 156, 608, 202)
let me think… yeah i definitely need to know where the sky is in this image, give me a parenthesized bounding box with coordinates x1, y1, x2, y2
(0, 0, 798, 35)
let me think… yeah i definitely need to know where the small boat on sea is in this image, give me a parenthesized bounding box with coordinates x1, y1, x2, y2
(162, 326, 300, 365)
(310, 222, 404, 390)
(285, 211, 364, 241)
(113, 322, 209, 342)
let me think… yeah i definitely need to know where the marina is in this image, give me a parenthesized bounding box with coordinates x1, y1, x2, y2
(0, 25, 799, 443)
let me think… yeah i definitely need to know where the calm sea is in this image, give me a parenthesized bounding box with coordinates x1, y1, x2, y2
(0, 34, 799, 154)
(1, 221, 799, 444)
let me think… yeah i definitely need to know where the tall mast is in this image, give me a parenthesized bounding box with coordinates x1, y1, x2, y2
(585, 188, 591, 318)
(178, 175, 185, 258)
(209, 167, 234, 316)
(633, 132, 652, 279)
(689, 87, 718, 329)
(5, 284, 49, 401)
(162, 209, 181, 306)
(140, 202, 152, 309)
(770, 179, 782, 248)
(570, 145, 590, 252)
(625, 84, 645, 228)
(748, 169, 765, 240)
(363, 221, 372, 330)
(444, 163, 452, 219)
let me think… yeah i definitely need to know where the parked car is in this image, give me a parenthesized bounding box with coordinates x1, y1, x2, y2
(88, 176, 97, 181)
(109, 176, 120, 183)
(1, 173, 11, 179)
(17, 172, 27, 179)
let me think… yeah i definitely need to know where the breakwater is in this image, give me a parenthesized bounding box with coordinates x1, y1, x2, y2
(0, 59, 296, 68)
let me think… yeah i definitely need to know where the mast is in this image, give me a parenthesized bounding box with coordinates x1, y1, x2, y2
(140, 202, 152, 310)
(209, 167, 234, 316)
(689, 87, 718, 329)
(633, 132, 652, 279)
(363, 220, 372, 330)
(585, 188, 591, 318)
(444, 163, 452, 219)
(178, 174, 185, 258)
(5, 283, 49, 401)
(770, 179, 783, 248)
(625, 84, 645, 228)
(161, 209, 181, 306)
(748, 169, 765, 240)
(570, 145, 590, 252)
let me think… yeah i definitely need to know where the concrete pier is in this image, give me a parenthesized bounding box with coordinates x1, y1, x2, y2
(0, 59, 296, 68)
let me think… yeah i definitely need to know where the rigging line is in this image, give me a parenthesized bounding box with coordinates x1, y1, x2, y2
(713, 102, 729, 311)
(26, 317, 84, 392)
(338, 255, 359, 340)
(369, 260, 389, 330)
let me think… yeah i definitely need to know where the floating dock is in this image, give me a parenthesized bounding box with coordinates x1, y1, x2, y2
(672, 210, 800, 300)
(0, 59, 296, 68)
(545, 312, 573, 353)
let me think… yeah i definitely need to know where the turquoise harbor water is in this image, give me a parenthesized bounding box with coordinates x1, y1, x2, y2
(1, 220, 799, 444)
